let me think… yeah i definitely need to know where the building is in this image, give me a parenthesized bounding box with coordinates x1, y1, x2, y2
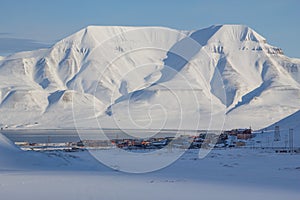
(226, 128, 252, 140)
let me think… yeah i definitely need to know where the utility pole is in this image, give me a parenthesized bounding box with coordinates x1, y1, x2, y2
(284, 135, 288, 149)
(274, 125, 280, 141)
(289, 128, 294, 154)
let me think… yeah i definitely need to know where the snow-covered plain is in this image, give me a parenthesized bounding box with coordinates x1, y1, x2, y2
(1, 133, 300, 200)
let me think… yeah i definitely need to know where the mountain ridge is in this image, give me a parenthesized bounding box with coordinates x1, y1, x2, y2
(0, 24, 300, 130)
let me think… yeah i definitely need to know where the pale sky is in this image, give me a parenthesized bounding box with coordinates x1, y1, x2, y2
(0, 0, 299, 58)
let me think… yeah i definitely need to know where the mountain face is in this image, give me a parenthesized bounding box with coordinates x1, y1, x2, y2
(0, 24, 300, 130)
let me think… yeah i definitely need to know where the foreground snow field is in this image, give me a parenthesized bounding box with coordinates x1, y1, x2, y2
(0, 133, 299, 200)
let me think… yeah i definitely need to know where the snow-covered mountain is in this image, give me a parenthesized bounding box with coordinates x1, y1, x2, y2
(1, 24, 300, 130)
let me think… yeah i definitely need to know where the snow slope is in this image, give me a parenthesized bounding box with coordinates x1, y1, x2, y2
(0, 133, 20, 152)
(0, 133, 74, 170)
(256, 110, 300, 147)
(1, 25, 300, 130)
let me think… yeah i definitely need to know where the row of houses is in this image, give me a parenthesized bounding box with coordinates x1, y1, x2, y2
(224, 128, 253, 140)
(74, 128, 253, 150)
(16, 128, 253, 151)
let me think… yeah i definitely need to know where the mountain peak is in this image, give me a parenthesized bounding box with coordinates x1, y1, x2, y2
(219, 24, 266, 42)
(187, 24, 266, 47)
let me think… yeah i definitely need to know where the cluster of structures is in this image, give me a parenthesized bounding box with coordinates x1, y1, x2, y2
(79, 128, 254, 150)
(224, 129, 253, 140)
(17, 128, 254, 151)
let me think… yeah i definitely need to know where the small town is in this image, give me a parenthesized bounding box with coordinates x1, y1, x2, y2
(16, 128, 254, 151)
